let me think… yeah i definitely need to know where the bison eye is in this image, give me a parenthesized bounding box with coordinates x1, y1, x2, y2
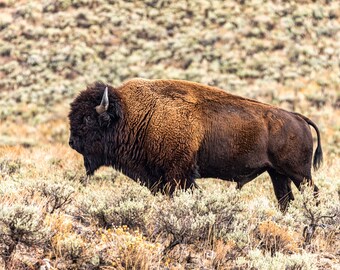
(84, 115, 96, 126)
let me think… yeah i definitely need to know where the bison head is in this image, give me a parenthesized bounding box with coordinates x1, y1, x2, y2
(68, 82, 122, 176)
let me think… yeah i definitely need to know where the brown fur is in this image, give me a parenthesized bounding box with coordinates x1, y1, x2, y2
(69, 78, 323, 211)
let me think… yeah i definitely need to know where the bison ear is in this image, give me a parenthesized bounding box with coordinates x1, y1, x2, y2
(98, 105, 121, 128)
(98, 112, 111, 128)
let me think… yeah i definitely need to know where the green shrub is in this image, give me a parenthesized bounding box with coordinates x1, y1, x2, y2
(34, 179, 75, 214)
(287, 185, 338, 248)
(76, 181, 152, 230)
(152, 187, 243, 251)
(237, 249, 317, 270)
(48, 214, 98, 270)
(0, 203, 48, 268)
(0, 158, 21, 177)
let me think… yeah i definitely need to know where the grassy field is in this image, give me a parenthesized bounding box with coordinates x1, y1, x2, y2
(0, 0, 339, 269)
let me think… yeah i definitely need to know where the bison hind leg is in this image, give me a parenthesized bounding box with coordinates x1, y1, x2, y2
(267, 169, 295, 212)
(290, 176, 320, 206)
(285, 171, 319, 205)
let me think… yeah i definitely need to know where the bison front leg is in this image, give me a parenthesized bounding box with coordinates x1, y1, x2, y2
(162, 166, 199, 195)
(267, 169, 295, 212)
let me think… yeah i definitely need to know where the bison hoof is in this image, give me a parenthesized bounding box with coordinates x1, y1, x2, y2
(81, 175, 91, 186)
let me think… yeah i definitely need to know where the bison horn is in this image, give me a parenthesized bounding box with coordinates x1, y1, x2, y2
(96, 86, 109, 114)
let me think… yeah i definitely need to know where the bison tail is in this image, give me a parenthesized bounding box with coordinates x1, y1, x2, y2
(294, 113, 323, 170)
(313, 136, 323, 171)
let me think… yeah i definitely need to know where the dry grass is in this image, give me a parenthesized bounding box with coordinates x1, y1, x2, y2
(253, 220, 302, 255)
(0, 0, 339, 268)
(2, 146, 338, 270)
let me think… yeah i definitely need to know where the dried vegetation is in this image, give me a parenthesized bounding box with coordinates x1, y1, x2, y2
(0, 0, 339, 269)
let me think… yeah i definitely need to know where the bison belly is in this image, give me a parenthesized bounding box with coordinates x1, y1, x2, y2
(196, 117, 270, 183)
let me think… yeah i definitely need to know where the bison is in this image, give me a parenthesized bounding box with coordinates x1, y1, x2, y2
(69, 78, 322, 211)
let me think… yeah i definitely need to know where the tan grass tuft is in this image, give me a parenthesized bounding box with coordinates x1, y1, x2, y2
(254, 221, 302, 255)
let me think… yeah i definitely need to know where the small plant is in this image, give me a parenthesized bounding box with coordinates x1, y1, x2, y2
(35, 179, 75, 214)
(287, 185, 338, 249)
(48, 214, 92, 269)
(0, 158, 21, 177)
(0, 203, 47, 268)
(76, 181, 151, 230)
(212, 239, 239, 269)
(239, 249, 318, 270)
(98, 226, 162, 269)
(253, 220, 301, 256)
(152, 187, 243, 252)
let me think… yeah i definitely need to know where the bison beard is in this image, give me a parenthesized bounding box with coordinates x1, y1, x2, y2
(68, 79, 323, 212)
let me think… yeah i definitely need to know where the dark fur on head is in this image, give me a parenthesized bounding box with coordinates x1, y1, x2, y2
(68, 82, 123, 175)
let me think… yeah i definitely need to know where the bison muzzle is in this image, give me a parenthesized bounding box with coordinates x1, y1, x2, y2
(69, 79, 323, 211)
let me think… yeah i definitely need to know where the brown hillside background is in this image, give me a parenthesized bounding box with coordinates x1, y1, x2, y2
(0, 0, 339, 269)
